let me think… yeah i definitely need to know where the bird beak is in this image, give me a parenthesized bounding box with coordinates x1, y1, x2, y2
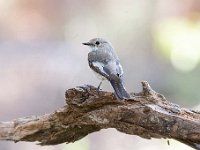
(82, 42, 93, 46)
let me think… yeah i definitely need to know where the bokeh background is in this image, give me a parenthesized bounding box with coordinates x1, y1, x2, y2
(0, 0, 200, 150)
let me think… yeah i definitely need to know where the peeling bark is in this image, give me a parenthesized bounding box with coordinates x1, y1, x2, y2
(0, 81, 200, 149)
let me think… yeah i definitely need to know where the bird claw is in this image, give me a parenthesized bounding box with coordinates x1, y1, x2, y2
(97, 86, 101, 91)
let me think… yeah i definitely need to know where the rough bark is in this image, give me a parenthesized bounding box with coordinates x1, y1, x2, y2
(0, 81, 200, 149)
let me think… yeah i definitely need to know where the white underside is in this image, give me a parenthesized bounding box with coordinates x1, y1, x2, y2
(92, 70, 106, 81)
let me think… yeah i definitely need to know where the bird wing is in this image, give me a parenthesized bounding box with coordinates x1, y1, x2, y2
(88, 61, 110, 80)
(88, 51, 123, 82)
(88, 52, 108, 79)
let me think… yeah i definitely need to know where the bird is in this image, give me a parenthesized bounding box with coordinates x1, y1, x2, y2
(82, 38, 130, 100)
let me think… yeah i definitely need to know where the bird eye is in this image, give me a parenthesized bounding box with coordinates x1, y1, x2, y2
(95, 41, 100, 45)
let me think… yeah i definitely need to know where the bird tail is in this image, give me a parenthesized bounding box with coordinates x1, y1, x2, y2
(110, 80, 130, 100)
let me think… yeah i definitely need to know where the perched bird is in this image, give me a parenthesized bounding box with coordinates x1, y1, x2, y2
(82, 38, 130, 100)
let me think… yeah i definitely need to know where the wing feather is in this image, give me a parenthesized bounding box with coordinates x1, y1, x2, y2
(88, 51, 124, 82)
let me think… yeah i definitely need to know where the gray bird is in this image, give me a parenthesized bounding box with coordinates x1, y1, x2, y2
(82, 38, 130, 100)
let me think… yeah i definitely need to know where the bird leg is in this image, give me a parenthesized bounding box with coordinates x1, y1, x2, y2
(97, 81, 102, 91)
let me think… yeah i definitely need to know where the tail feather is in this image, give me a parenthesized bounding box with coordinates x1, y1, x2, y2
(110, 80, 130, 100)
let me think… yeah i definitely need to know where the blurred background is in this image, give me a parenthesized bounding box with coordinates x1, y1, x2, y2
(0, 0, 200, 149)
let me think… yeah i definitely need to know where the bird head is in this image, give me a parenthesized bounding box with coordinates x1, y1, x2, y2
(82, 38, 112, 51)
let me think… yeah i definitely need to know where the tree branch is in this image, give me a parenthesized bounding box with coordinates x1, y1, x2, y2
(0, 81, 200, 149)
